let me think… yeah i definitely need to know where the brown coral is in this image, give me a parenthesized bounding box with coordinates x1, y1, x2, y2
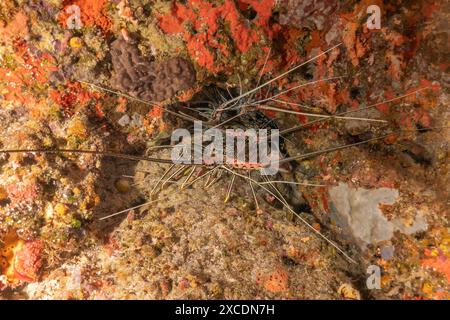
(110, 37, 196, 102)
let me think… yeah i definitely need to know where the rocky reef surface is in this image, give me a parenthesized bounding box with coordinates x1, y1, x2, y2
(0, 0, 448, 300)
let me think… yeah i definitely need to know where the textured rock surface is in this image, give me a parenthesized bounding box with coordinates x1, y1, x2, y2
(0, 0, 448, 300)
(22, 151, 357, 300)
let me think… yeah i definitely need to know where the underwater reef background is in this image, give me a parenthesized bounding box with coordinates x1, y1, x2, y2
(0, 0, 449, 299)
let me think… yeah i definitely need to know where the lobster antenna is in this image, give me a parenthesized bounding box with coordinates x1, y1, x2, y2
(218, 43, 342, 110)
(280, 86, 431, 136)
(77, 80, 202, 124)
(277, 126, 450, 164)
(0, 148, 176, 164)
